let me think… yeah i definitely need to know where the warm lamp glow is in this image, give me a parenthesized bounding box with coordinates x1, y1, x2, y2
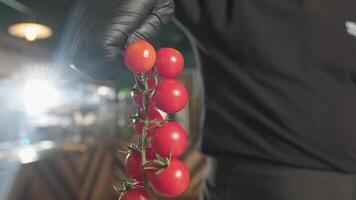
(8, 23, 53, 42)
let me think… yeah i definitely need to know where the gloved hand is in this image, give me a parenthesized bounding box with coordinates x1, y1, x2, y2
(69, 0, 174, 80)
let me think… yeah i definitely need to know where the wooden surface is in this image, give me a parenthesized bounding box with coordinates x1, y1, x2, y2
(5, 139, 206, 200)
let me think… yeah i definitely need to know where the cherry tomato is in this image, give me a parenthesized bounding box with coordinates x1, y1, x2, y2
(147, 78, 156, 89)
(146, 147, 156, 160)
(125, 150, 142, 182)
(120, 188, 151, 200)
(125, 148, 155, 183)
(154, 79, 188, 113)
(133, 109, 164, 137)
(124, 40, 156, 73)
(155, 48, 184, 78)
(149, 159, 190, 198)
(151, 122, 188, 158)
(143, 147, 156, 182)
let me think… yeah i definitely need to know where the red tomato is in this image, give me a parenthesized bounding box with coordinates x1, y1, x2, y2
(151, 122, 188, 158)
(124, 148, 155, 183)
(120, 188, 151, 200)
(149, 159, 190, 198)
(145, 147, 156, 160)
(144, 147, 156, 182)
(124, 40, 156, 73)
(155, 48, 184, 78)
(133, 109, 164, 137)
(154, 79, 188, 113)
(125, 150, 142, 182)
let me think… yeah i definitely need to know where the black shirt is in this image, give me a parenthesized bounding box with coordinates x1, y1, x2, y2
(176, 0, 356, 173)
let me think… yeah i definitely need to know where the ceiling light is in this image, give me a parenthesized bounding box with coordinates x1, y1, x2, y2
(8, 23, 53, 42)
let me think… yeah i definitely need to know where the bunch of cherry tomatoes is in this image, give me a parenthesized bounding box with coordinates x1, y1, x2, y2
(119, 40, 190, 200)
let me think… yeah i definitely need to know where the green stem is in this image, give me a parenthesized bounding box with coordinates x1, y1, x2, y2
(141, 73, 150, 189)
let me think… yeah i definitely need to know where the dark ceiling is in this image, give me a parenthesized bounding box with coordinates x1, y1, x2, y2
(0, 0, 193, 79)
(0, 0, 76, 50)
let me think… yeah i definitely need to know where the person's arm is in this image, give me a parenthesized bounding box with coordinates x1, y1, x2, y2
(69, 0, 174, 80)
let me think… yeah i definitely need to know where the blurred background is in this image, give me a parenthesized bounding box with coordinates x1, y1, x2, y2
(0, 0, 205, 199)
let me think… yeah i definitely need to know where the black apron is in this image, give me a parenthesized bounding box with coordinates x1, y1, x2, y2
(201, 156, 356, 200)
(176, 0, 356, 173)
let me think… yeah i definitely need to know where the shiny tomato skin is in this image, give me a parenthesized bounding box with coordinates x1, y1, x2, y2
(124, 148, 155, 183)
(151, 122, 188, 158)
(120, 188, 151, 200)
(149, 159, 190, 198)
(133, 109, 164, 137)
(124, 40, 156, 73)
(154, 79, 188, 114)
(156, 48, 184, 79)
(125, 150, 142, 182)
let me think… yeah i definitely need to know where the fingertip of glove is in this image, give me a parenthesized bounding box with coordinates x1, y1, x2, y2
(154, 0, 175, 24)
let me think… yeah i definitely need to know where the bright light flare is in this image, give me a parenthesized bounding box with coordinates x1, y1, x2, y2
(17, 147, 38, 164)
(22, 80, 60, 115)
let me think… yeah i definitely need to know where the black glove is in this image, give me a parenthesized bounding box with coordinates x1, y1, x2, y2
(69, 0, 174, 80)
